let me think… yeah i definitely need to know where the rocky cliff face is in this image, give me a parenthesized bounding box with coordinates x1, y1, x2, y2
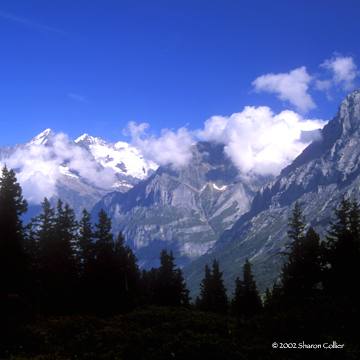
(183, 88, 360, 298)
(92, 142, 269, 269)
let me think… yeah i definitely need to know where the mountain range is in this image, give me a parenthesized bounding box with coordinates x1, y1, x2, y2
(1, 88, 360, 300)
(92, 141, 270, 269)
(0, 129, 158, 221)
(183, 88, 360, 298)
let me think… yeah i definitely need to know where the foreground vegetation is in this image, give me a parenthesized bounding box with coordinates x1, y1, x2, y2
(1, 165, 360, 358)
(2, 303, 360, 359)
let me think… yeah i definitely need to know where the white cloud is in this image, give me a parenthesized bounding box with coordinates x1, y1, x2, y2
(124, 122, 194, 170)
(1, 132, 117, 204)
(252, 66, 316, 113)
(2, 106, 328, 205)
(124, 106, 327, 178)
(317, 53, 359, 92)
(314, 79, 332, 92)
(196, 107, 327, 177)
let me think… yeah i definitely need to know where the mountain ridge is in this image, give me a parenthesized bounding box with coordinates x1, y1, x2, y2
(0, 130, 158, 219)
(2, 89, 359, 299)
(92, 141, 270, 269)
(183, 88, 360, 298)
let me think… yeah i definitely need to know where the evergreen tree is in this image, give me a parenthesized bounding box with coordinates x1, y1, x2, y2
(54, 199, 78, 268)
(349, 197, 360, 240)
(141, 267, 158, 306)
(152, 249, 190, 306)
(30, 198, 79, 314)
(324, 196, 360, 297)
(263, 287, 272, 308)
(174, 267, 191, 307)
(0, 165, 28, 297)
(197, 259, 228, 314)
(154, 249, 177, 306)
(231, 259, 262, 318)
(284, 201, 306, 260)
(196, 263, 212, 310)
(262, 281, 283, 309)
(93, 208, 114, 260)
(77, 208, 94, 274)
(113, 231, 142, 311)
(54, 200, 79, 310)
(327, 196, 352, 246)
(31, 198, 56, 262)
(281, 202, 322, 300)
(211, 259, 228, 314)
(86, 208, 119, 315)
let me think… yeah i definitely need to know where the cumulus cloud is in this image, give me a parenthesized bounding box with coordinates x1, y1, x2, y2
(123, 107, 327, 178)
(124, 107, 327, 178)
(1, 132, 117, 204)
(196, 107, 327, 177)
(6, 55, 347, 202)
(2, 108, 328, 205)
(124, 121, 194, 170)
(316, 53, 359, 93)
(252, 66, 316, 113)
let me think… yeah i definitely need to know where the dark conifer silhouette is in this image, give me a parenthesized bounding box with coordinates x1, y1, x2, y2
(280, 202, 322, 300)
(77, 208, 94, 274)
(30, 198, 79, 314)
(231, 259, 262, 318)
(197, 259, 228, 314)
(142, 249, 190, 307)
(325, 196, 360, 297)
(113, 231, 142, 311)
(0, 165, 28, 297)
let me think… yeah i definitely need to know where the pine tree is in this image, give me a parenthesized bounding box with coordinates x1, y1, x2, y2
(349, 197, 360, 240)
(174, 267, 191, 307)
(141, 267, 158, 306)
(0, 165, 28, 296)
(29, 198, 81, 314)
(94, 208, 114, 260)
(324, 196, 360, 297)
(197, 259, 228, 314)
(150, 249, 190, 306)
(197, 263, 212, 310)
(54, 200, 79, 311)
(77, 208, 94, 273)
(231, 259, 262, 318)
(54, 199, 78, 269)
(113, 231, 142, 311)
(211, 259, 228, 314)
(281, 202, 322, 300)
(284, 200, 306, 261)
(31, 197, 56, 263)
(86, 208, 118, 315)
(263, 287, 272, 308)
(327, 196, 351, 246)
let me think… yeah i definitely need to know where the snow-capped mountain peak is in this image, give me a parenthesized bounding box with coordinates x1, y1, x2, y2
(0, 129, 158, 216)
(75, 133, 95, 144)
(28, 128, 54, 146)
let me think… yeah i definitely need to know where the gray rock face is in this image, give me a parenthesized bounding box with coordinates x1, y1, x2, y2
(92, 142, 268, 269)
(183, 88, 360, 299)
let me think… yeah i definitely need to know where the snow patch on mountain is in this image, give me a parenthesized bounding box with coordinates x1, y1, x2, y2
(28, 128, 54, 146)
(75, 134, 158, 181)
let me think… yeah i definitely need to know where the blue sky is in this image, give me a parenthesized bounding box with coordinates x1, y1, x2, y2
(1, 0, 359, 147)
